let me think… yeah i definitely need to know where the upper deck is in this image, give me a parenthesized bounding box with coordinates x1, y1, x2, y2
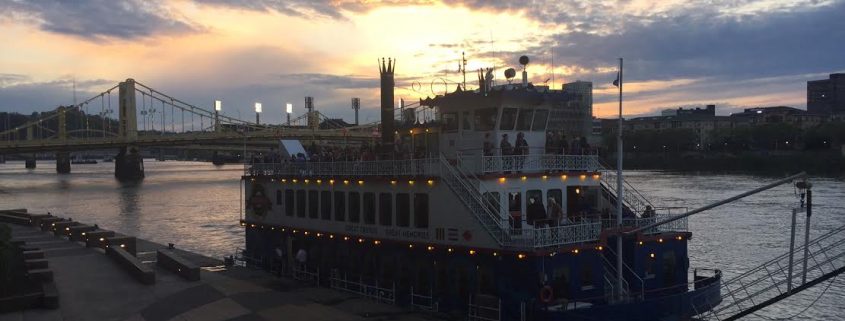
(246, 154, 601, 178)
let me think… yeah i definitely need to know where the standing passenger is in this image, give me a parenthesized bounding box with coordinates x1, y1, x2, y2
(500, 134, 513, 172)
(514, 132, 529, 171)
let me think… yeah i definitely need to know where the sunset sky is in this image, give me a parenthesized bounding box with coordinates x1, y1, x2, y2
(1, 0, 844, 124)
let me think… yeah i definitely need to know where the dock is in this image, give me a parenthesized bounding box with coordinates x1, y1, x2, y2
(0, 210, 437, 321)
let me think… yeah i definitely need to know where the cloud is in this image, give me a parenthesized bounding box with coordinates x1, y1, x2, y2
(0, 0, 199, 40)
(0, 77, 114, 113)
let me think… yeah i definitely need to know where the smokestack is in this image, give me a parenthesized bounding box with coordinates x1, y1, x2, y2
(379, 58, 395, 155)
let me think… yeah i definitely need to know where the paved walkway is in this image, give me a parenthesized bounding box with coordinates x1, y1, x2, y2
(0, 223, 438, 321)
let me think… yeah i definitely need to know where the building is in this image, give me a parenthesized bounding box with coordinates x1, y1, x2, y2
(729, 106, 826, 130)
(547, 80, 592, 138)
(807, 73, 845, 114)
(610, 105, 828, 147)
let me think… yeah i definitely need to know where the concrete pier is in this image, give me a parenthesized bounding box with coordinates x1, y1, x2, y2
(56, 152, 70, 174)
(115, 146, 144, 180)
(25, 156, 36, 169)
(1, 211, 433, 321)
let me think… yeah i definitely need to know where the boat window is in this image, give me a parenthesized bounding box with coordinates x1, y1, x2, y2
(580, 263, 594, 290)
(296, 190, 306, 217)
(442, 113, 458, 131)
(276, 190, 282, 205)
(547, 189, 562, 207)
(526, 190, 543, 205)
(321, 191, 332, 220)
(508, 192, 522, 229)
(334, 191, 345, 221)
(308, 190, 319, 219)
(500, 108, 518, 130)
(474, 107, 497, 131)
(516, 109, 534, 131)
(532, 109, 549, 131)
(396, 193, 410, 227)
(414, 193, 429, 228)
(379, 193, 393, 226)
(462, 111, 471, 131)
(663, 251, 676, 285)
(285, 190, 295, 216)
(363, 192, 376, 224)
(483, 192, 501, 217)
(645, 254, 656, 278)
(348, 192, 361, 223)
(552, 267, 571, 299)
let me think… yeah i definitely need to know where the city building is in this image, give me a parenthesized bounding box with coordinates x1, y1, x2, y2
(545, 80, 593, 138)
(807, 73, 845, 114)
(605, 105, 830, 147)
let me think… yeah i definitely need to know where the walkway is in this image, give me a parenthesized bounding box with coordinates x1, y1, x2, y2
(0, 223, 436, 321)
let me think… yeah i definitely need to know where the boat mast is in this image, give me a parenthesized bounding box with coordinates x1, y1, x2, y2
(615, 57, 624, 301)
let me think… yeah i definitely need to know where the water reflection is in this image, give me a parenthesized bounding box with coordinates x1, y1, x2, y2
(0, 162, 842, 320)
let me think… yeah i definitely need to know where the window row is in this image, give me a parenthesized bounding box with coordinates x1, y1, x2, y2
(442, 107, 549, 132)
(275, 189, 429, 228)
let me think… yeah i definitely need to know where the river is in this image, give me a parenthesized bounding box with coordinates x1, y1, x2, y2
(1, 160, 843, 320)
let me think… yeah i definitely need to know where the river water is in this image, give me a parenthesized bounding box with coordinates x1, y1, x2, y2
(1, 160, 843, 320)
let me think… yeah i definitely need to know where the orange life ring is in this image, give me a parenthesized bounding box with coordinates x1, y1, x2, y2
(539, 285, 554, 303)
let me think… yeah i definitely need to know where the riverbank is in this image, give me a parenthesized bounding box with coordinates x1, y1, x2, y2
(602, 150, 845, 176)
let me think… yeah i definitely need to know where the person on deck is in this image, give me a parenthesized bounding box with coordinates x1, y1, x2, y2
(527, 197, 547, 227)
(548, 197, 566, 226)
(514, 132, 529, 171)
(500, 134, 513, 172)
(483, 133, 494, 156)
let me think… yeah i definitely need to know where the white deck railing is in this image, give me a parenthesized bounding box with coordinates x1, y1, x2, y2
(600, 210, 690, 233)
(247, 158, 440, 177)
(459, 154, 600, 174)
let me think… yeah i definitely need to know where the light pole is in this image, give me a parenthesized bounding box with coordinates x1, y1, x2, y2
(215, 100, 222, 132)
(255, 102, 262, 125)
(286, 103, 293, 126)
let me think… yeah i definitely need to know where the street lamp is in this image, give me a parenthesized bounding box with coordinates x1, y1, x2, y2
(214, 100, 222, 132)
(286, 103, 292, 126)
(255, 102, 262, 125)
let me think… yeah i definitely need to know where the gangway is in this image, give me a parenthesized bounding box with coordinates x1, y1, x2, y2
(692, 223, 845, 321)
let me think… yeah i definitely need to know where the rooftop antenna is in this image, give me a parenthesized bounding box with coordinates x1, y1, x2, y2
(519, 55, 530, 86)
(460, 51, 467, 91)
(504, 68, 516, 84)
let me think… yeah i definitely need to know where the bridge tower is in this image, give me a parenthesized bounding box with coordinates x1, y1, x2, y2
(25, 126, 36, 169)
(55, 106, 70, 173)
(114, 79, 144, 180)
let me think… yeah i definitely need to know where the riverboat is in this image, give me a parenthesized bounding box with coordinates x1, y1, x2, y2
(239, 56, 722, 321)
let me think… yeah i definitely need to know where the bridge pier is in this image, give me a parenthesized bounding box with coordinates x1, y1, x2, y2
(25, 155, 36, 169)
(56, 152, 71, 174)
(115, 146, 144, 181)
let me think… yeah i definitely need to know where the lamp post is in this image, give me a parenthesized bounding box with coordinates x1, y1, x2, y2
(255, 102, 262, 125)
(286, 103, 292, 126)
(214, 100, 222, 132)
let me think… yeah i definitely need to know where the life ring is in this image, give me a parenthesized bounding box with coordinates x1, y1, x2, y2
(539, 285, 554, 303)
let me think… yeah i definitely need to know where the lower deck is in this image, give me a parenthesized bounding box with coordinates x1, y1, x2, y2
(241, 223, 721, 321)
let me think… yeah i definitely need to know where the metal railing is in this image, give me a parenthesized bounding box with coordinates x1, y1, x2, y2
(468, 294, 501, 321)
(247, 158, 440, 177)
(292, 264, 320, 285)
(329, 269, 396, 304)
(693, 223, 845, 321)
(528, 222, 603, 248)
(600, 163, 656, 216)
(464, 154, 600, 174)
(410, 286, 439, 312)
(439, 155, 508, 244)
(601, 210, 689, 234)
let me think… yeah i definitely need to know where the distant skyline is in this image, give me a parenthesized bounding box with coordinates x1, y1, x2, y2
(1, 0, 844, 123)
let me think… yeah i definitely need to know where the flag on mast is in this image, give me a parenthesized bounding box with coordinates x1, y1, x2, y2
(613, 72, 620, 87)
